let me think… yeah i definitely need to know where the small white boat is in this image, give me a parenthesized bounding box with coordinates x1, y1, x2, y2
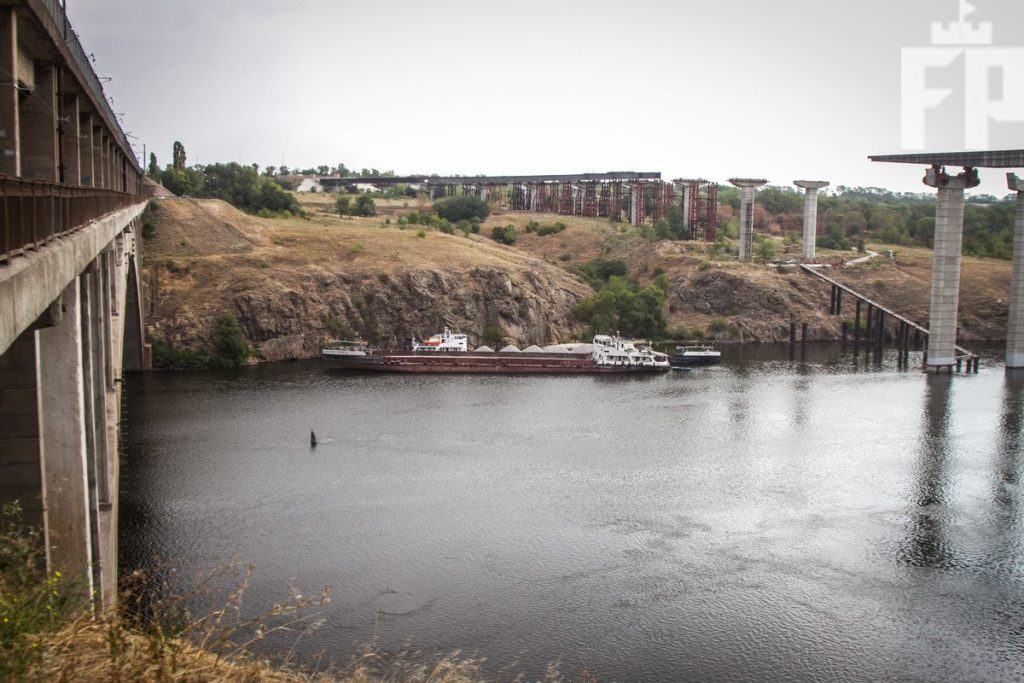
(322, 339, 374, 360)
(670, 345, 721, 367)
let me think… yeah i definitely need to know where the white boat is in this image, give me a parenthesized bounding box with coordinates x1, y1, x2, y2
(411, 327, 469, 352)
(322, 339, 374, 360)
(592, 334, 671, 368)
(670, 344, 721, 366)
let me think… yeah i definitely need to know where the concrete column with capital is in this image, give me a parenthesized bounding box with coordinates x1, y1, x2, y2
(923, 166, 979, 369)
(1006, 173, 1024, 368)
(794, 180, 829, 261)
(729, 178, 767, 260)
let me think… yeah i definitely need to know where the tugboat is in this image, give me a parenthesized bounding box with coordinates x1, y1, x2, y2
(321, 339, 375, 361)
(670, 344, 721, 367)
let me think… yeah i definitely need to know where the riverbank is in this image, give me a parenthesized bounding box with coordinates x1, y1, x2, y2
(141, 194, 1012, 364)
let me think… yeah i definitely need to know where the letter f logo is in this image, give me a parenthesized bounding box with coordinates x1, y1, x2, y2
(901, 47, 961, 150)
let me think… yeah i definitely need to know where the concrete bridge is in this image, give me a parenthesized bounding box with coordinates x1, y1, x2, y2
(0, 0, 146, 612)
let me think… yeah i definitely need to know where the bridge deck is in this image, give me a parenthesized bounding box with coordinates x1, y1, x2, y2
(798, 264, 977, 360)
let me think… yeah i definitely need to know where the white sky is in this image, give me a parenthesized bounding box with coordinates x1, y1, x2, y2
(70, 0, 1024, 196)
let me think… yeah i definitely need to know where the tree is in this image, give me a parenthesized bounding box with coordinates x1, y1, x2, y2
(316, 165, 329, 176)
(335, 163, 350, 177)
(212, 315, 251, 367)
(666, 205, 687, 239)
(434, 195, 490, 222)
(352, 194, 376, 216)
(263, 165, 276, 177)
(336, 196, 351, 216)
(147, 152, 159, 179)
(172, 141, 186, 170)
(571, 276, 667, 339)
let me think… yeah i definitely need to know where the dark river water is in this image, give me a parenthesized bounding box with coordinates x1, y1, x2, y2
(120, 343, 1024, 682)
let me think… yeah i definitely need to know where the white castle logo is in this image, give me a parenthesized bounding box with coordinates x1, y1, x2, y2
(901, 0, 1024, 149)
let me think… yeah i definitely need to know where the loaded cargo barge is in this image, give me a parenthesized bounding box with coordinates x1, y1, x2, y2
(324, 329, 671, 374)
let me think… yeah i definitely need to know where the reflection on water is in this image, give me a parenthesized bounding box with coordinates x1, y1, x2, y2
(898, 374, 953, 569)
(121, 342, 1024, 682)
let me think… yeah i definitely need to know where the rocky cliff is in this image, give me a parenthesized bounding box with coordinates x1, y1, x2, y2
(143, 198, 1012, 363)
(144, 199, 591, 361)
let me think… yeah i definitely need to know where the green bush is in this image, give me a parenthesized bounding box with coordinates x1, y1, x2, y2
(0, 502, 79, 680)
(433, 195, 491, 222)
(336, 196, 352, 216)
(163, 162, 300, 216)
(484, 325, 506, 346)
(569, 258, 628, 289)
(416, 229, 427, 238)
(536, 221, 566, 237)
(571, 275, 667, 339)
(491, 225, 517, 245)
(141, 222, 155, 239)
(352, 194, 376, 217)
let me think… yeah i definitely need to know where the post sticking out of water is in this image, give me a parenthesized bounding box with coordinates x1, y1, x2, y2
(310, 430, 318, 447)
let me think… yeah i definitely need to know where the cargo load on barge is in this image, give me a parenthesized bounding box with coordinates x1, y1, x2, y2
(324, 328, 670, 374)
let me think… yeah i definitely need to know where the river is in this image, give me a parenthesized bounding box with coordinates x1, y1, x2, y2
(120, 343, 1024, 682)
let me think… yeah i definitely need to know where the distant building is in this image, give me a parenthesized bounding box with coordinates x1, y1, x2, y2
(295, 177, 323, 192)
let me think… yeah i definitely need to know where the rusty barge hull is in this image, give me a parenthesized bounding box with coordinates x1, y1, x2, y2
(330, 353, 669, 374)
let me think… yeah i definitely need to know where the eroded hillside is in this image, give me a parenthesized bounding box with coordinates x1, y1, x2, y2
(142, 195, 1013, 363)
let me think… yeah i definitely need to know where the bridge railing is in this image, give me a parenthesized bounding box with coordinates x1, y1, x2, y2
(0, 176, 143, 262)
(32, 0, 136, 162)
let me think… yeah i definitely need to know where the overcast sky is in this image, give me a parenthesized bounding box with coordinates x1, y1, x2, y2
(70, 0, 1023, 196)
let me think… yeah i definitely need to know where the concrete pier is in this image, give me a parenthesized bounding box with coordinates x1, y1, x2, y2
(1007, 173, 1024, 368)
(923, 166, 979, 370)
(729, 178, 767, 261)
(794, 180, 829, 261)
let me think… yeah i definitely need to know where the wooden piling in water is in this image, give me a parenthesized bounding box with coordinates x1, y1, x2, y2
(801, 322, 809, 344)
(854, 299, 862, 342)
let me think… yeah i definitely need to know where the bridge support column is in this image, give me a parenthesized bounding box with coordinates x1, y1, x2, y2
(1006, 174, 1024, 368)
(794, 180, 829, 261)
(923, 166, 979, 370)
(0, 329, 43, 529)
(36, 279, 95, 596)
(730, 178, 767, 261)
(82, 262, 117, 610)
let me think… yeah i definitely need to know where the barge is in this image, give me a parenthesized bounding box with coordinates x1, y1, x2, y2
(325, 329, 671, 374)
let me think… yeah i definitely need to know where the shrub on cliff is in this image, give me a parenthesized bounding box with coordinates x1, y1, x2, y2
(433, 195, 490, 223)
(568, 258, 627, 289)
(213, 315, 252, 367)
(491, 225, 517, 245)
(572, 275, 667, 339)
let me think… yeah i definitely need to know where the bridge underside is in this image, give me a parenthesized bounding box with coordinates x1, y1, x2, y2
(0, 201, 147, 611)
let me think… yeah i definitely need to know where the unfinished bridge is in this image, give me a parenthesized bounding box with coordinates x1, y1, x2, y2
(321, 172, 722, 238)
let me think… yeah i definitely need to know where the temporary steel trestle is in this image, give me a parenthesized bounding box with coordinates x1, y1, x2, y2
(799, 265, 979, 372)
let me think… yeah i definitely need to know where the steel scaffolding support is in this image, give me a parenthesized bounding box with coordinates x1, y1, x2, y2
(705, 184, 718, 242)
